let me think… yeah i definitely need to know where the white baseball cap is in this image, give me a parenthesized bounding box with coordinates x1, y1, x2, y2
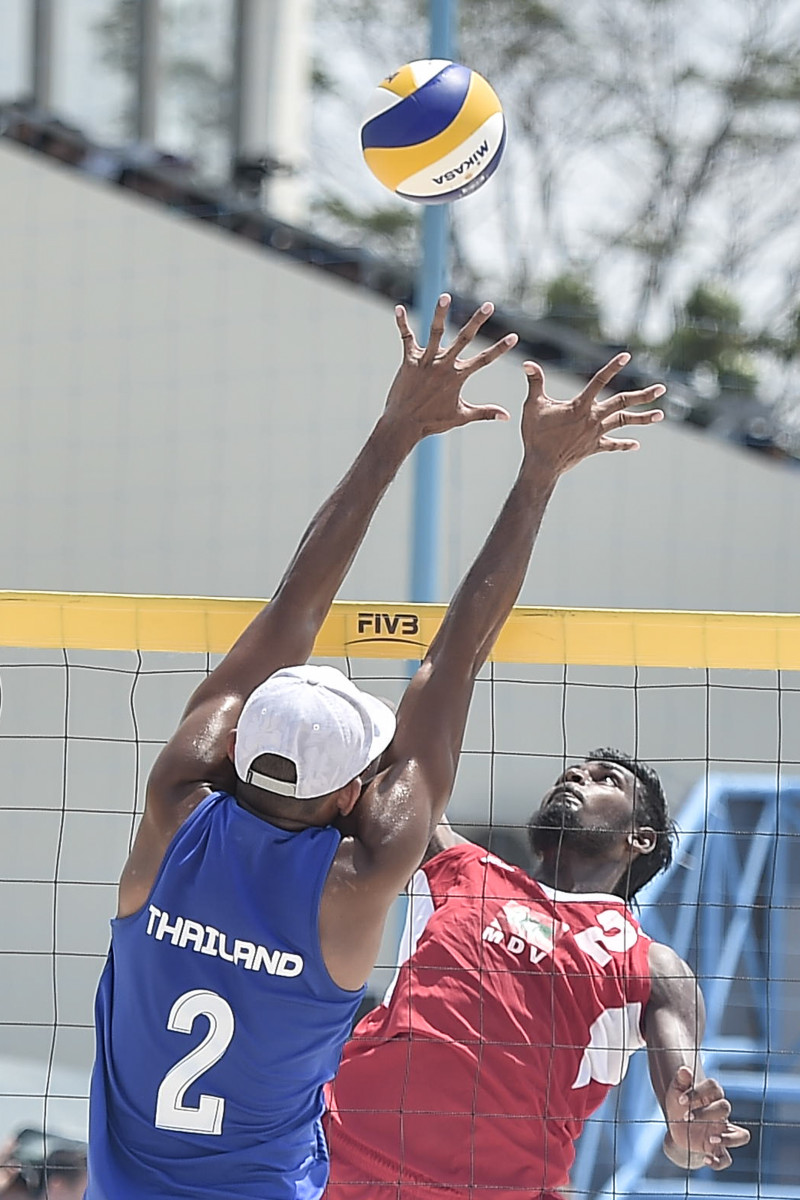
(234, 664, 397, 799)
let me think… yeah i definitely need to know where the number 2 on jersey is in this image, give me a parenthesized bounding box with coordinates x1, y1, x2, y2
(155, 989, 234, 1135)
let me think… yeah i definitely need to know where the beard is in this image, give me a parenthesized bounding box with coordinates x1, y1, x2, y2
(527, 797, 620, 860)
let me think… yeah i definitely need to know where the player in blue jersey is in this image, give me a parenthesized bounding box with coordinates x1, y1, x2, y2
(85, 295, 665, 1200)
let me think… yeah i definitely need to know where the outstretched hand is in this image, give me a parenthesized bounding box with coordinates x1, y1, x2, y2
(520, 353, 665, 476)
(383, 293, 516, 439)
(663, 1065, 750, 1171)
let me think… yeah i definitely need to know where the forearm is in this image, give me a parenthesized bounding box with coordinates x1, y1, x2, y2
(646, 956, 707, 1116)
(646, 943, 711, 1169)
(427, 453, 560, 677)
(275, 415, 415, 616)
(649, 1034, 708, 1170)
(229, 414, 417, 670)
(649, 1040, 704, 1111)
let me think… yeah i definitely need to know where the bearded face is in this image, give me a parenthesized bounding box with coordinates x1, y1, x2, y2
(527, 790, 625, 860)
(527, 762, 641, 864)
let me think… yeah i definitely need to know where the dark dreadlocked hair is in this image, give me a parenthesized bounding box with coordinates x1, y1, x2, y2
(584, 747, 677, 901)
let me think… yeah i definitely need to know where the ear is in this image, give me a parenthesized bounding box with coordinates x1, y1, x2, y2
(628, 826, 657, 856)
(226, 729, 237, 765)
(336, 776, 362, 818)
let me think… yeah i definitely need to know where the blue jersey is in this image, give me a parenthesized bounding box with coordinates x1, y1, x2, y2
(86, 792, 365, 1200)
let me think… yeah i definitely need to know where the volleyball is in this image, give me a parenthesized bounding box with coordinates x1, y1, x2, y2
(360, 59, 506, 204)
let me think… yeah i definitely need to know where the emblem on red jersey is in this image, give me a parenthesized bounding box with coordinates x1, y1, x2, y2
(482, 900, 570, 964)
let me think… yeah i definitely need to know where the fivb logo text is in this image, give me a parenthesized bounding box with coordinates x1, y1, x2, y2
(356, 612, 420, 637)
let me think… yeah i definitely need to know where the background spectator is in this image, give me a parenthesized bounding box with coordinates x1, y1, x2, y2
(0, 1131, 86, 1199)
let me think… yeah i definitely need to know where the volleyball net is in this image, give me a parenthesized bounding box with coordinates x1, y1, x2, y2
(1, 592, 799, 1197)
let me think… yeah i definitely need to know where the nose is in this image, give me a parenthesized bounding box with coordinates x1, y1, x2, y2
(564, 764, 588, 785)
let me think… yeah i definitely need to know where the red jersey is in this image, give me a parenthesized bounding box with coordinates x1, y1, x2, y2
(326, 842, 652, 1200)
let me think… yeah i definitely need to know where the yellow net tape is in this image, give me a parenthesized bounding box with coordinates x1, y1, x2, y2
(1, 591, 800, 669)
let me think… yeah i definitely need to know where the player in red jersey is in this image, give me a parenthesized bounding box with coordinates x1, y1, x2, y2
(326, 758, 751, 1199)
(325, 405, 751, 1200)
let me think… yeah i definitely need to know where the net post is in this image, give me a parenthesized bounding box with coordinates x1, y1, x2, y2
(135, 0, 161, 144)
(30, 0, 55, 110)
(409, 0, 458, 606)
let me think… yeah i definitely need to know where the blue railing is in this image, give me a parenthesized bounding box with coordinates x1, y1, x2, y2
(572, 774, 800, 1198)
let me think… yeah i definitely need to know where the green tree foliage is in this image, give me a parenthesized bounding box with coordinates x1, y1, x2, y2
(313, 196, 420, 260)
(662, 284, 758, 396)
(543, 274, 602, 339)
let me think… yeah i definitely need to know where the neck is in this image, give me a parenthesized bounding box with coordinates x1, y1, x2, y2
(235, 792, 310, 832)
(531, 851, 626, 897)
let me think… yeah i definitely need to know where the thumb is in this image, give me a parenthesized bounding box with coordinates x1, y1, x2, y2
(670, 1065, 695, 1103)
(461, 401, 511, 423)
(523, 361, 546, 401)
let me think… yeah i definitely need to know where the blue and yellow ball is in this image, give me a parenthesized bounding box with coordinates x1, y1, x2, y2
(360, 59, 506, 204)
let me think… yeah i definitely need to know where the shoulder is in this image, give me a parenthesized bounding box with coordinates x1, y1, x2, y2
(648, 940, 692, 976)
(421, 841, 522, 898)
(424, 835, 485, 871)
(422, 820, 477, 865)
(647, 940, 696, 1005)
(117, 789, 225, 919)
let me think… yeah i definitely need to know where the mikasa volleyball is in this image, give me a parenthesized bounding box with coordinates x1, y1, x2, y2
(360, 59, 506, 204)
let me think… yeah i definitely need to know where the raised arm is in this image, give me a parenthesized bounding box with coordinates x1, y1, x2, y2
(118, 297, 516, 917)
(644, 940, 750, 1171)
(376, 354, 665, 865)
(321, 354, 666, 986)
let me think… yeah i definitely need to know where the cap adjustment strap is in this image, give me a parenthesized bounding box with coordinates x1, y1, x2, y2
(245, 768, 298, 796)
